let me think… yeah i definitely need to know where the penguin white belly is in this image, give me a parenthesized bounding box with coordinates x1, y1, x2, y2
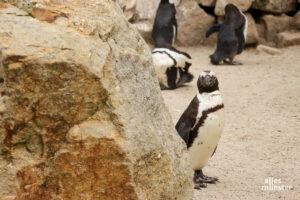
(153, 48, 191, 68)
(152, 51, 174, 87)
(189, 108, 225, 170)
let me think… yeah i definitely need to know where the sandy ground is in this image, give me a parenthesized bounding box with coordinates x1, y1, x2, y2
(161, 45, 300, 200)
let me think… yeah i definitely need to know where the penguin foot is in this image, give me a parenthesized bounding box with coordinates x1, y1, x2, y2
(223, 60, 242, 65)
(194, 182, 207, 190)
(194, 169, 218, 187)
(197, 174, 218, 184)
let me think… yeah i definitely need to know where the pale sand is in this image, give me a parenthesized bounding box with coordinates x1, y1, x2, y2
(161, 45, 300, 200)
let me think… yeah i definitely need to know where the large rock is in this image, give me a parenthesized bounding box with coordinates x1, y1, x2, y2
(245, 13, 259, 44)
(176, 0, 215, 46)
(252, 0, 297, 14)
(0, 1, 194, 200)
(259, 14, 292, 44)
(115, 0, 137, 10)
(135, 0, 180, 21)
(214, 0, 254, 16)
(115, 0, 137, 22)
(255, 22, 268, 44)
(132, 20, 154, 45)
(135, 0, 160, 20)
(277, 32, 300, 47)
(292, 10, 300, 30)
(257, 44, 281, 55)
(197, 0, 217, 7)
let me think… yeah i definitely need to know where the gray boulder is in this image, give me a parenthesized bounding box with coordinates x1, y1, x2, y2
(0, 1, 194, 199)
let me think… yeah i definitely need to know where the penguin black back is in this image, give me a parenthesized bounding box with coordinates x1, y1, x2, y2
(206, 4, 247, 65)
(224, 4, 245, 29)
(152, 0, 177, 47)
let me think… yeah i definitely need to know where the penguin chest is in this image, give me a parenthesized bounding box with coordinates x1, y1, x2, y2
(189, 108, 225, 170)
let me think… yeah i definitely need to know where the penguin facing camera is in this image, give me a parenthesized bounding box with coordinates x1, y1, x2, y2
(176, 71, 225, 189)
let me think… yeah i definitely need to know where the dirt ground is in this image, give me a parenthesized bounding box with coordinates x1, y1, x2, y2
(161, 45, 300, 200)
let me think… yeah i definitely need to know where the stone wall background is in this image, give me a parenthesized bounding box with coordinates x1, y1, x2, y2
(116, 0, 300, 47)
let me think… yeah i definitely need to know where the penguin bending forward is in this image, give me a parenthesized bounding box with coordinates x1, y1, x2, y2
(152, 45, 193, 89)
(206, 4, 248, 65)
(152, 0, 177, 47)
(175, 71, 225, 189)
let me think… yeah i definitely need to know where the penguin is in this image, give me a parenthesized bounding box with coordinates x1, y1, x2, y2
(206, 4, 248, 65)
(152, 0, 177, 47)
(175, 71, 225, 189)
(152, 44, 193, 89)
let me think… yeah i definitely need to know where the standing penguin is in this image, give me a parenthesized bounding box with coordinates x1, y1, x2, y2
(206, 4, 248, 65)
(175, 71, 225, 189)
(152, 44, 193, 89)
(152, 0, 177, 47)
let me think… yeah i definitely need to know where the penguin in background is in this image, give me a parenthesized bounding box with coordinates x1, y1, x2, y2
(152, 0, 193, 89)
(175, 71, 225, 189)
(152, 0, 177, 47)
(152, 44, 193, 90)
(206, 4, 248, 65)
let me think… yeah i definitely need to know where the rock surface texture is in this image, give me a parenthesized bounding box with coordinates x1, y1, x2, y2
(252, 0, 297, 14)
(245, 13, 259, 44)
(197, 0, 217, 7)
(135, 0, 159, 20)
(176, 0, 215, 46)
(0, 1, 194, 200)
(292, 10, 300, 30)
(214, 0, 254, 16)
(259, 14, 292, 46)
(277, 32, 300, 47)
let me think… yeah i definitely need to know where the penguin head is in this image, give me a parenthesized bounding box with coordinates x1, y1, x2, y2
(225, 4, 239, 14)
(224, 4, 245, 28)
(177, 67, 194, 87)
(197, 71, 219, 93)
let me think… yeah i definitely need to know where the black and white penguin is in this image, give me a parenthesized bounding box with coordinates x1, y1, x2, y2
(206, 4, 248, 65)
(152, 45, 193, 89)
(175, 71, 225, 189)
(152, 0, 177, 47)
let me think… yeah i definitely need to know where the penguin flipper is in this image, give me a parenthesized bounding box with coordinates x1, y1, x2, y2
(175, 96, 199, 146)
(236, 28, 245, 54)
(206, 24, 221, 38)
(175, 122, 191, 145)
